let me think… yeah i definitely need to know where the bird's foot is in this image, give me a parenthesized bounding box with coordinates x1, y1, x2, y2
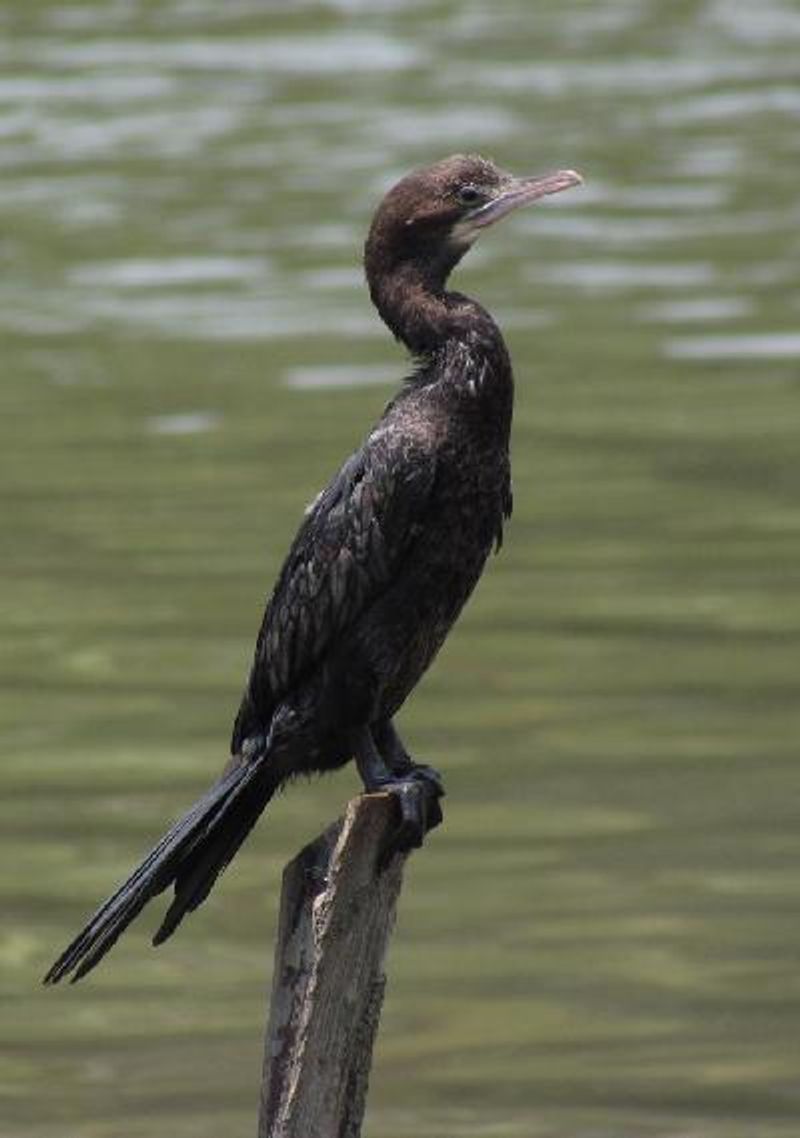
(371, 765, 444, 869)
(403, 762, 443, 788)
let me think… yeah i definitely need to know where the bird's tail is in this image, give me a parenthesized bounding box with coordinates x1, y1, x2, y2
(43, 751, 282, 985)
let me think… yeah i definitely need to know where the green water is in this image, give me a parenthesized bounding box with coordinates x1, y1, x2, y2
(2, 2, 799, 1135)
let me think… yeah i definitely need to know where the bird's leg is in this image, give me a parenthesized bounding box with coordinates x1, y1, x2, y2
(373, 719, 444, 790)
(350, 725, 444, 865)
(352, 723, 395, 790)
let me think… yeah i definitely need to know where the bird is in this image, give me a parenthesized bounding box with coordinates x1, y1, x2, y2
(44, 154, 582, 984)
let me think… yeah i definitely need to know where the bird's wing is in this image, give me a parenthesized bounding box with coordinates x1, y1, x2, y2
(231, 427, 436, 750)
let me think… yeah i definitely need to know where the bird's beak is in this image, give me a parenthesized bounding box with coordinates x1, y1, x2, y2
(469, 169, 583, 229)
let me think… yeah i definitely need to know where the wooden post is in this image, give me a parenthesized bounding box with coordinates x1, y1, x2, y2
(258, 793, 407, 1138)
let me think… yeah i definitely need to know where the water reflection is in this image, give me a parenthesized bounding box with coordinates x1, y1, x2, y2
(284, 364, 399, 390)
(665, 333, 800, 360)
(70, 256, 270, 288)
(637, 298, 752, 324)
(534, 261, 717, 290)
(146, 411, 221, 435)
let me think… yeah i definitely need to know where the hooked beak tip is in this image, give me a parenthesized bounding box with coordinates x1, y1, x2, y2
(520, 168, 584, 197)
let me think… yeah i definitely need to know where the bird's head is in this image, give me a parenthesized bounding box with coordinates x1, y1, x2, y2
(365, 153, 582, 287)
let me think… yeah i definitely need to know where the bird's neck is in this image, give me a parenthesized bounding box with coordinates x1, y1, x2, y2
(370, 262, 514, 441)
(368, 260, 504, 358)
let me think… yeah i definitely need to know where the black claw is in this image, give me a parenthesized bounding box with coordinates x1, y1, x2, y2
(375, 773, 444, 870)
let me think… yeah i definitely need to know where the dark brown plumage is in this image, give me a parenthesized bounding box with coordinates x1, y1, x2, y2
(45, 154, 581, 984)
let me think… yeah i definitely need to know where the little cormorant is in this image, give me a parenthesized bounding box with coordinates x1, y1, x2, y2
(45, 154, 582, 984)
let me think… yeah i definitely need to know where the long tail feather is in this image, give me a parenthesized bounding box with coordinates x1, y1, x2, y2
(152, 771, 274, 946)
(43, 756, 279, 985)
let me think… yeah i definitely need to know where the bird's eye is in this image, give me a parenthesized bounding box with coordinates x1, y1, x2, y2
(456, 185, 483, 206)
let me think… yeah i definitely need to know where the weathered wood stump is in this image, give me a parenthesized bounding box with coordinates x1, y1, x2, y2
(258, 793, 407, 1138)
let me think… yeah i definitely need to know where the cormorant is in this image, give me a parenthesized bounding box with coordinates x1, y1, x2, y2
(45, 154, 582, 984)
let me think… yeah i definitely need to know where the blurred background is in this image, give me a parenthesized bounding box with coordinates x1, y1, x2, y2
(2, 1, 799, 1136)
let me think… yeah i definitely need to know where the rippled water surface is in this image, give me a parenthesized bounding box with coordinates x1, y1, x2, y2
(2, 2, 799, 1136)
